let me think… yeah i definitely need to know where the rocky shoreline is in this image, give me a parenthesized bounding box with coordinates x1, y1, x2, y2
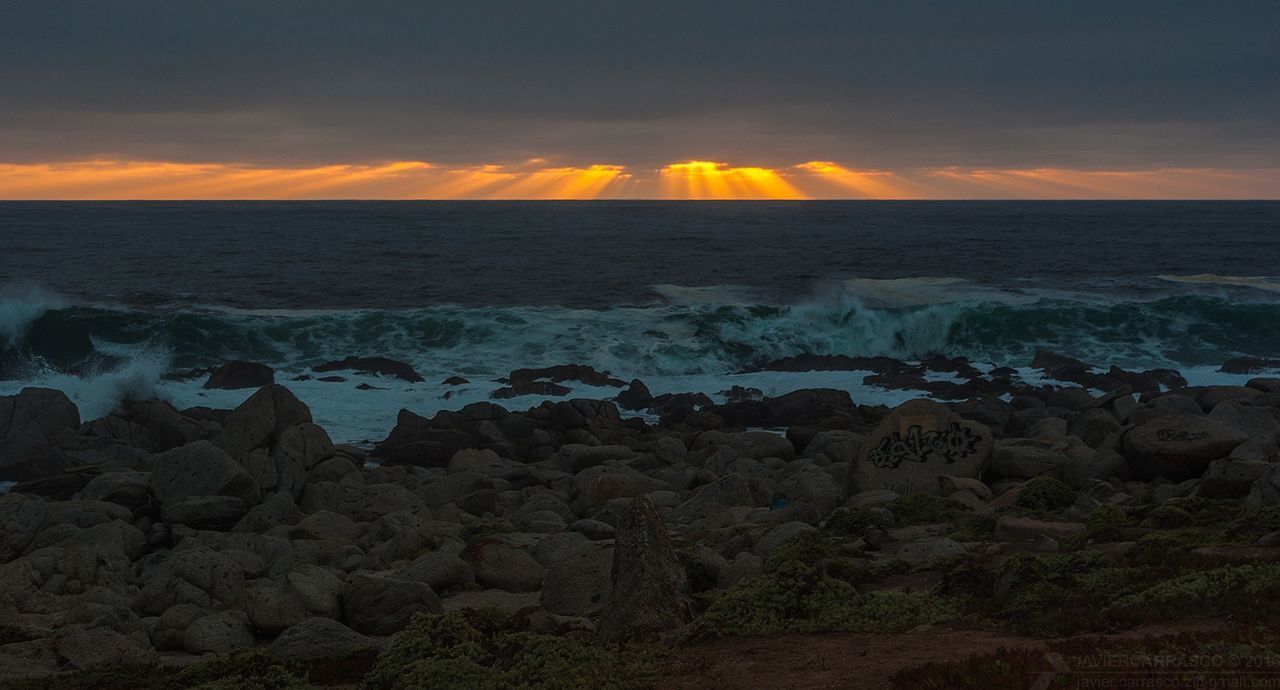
(4, 353, 1280, 687)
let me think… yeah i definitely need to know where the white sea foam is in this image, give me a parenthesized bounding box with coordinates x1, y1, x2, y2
(0, 283, 66, 346)
(0, 347, 170, 421)
(1156, 274, 1280, 294)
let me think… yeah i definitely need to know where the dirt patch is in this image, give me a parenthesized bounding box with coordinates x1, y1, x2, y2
(661, 621, 1230, 690)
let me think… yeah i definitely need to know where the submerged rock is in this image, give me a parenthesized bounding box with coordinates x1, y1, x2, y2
(203, 361, 274, 390)
(313, 356, 424, 383)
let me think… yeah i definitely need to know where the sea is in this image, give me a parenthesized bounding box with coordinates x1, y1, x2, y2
(2, 200, 1279, 446)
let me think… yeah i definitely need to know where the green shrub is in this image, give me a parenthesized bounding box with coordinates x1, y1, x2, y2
(824, 507, 891, 536)
(361, 612, 663, 690)
(1015, 477, 1076, 513)
(888, 494, 964, 525)
(1142, 504, 1193, 528)
(1085, 503, 1129, 531)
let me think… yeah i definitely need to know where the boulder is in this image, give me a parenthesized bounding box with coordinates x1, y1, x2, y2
(313, 356, 424, 383)
(1203, 458, 1273, 499)
(673, 473, 760, 522)
(162, 495, 246, 530)
(510, 364, 625, 387)
(400, 550, 475, 591)
(183, 610, 254, 654)
(987, 442, 1071, 480)
(372, 409, 481, 466)
(1209, 402, 1280, 440)
(204, 361, 274, 390)
(0, 387, 80, 480)
(80, 471, 153, 517)
(541, 542, 613, 617)
(268, 617, 377, 662)
(148, 440, 260, 510)
(1123, 415, 1248, 480)
(598, 497, 691, 642)
(217, 384, 313, 458)
(0, 492, 48, 562)
(55, 625, 157, 670)
(461, 536, 545, 592)
(845, 399, 993, 496)
(134, 548, 247, 616)
(616, 379, 654, 411)
(896, 537, 968, 568)
(342, 572, 442, 635)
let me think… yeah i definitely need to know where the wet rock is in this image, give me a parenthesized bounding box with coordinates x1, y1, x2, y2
(616, 379, 654, 411)
(846, 399, 993, 496)
(598, 497, 691, 642)
(1123, 415, 1248, 480)
(313, 356, 424, 382)
(1221, 357, 1280, 375)
(203, 361, 274, 390)
(492, 381, 572, 399)
(510, 364, 625, 388)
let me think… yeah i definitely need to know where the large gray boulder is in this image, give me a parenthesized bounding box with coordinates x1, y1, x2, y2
(0, 492, 48, 562)
(54, 624, 157, 670)
(134, 548, 248, 616)
(598, 497, 691, 642)
(183, 610, 254, 654)
(845, 399, 992, 496)
(342, 572, 442, 635)
(148, 441, 260, 513)
(0, 388, 80, 480)
(461, 536, 545, 592)
(217, 384, 313, 458)
(1123, 415, 1248, 480)
(268, 617, 377, 662)
(541, 542, 613, 617)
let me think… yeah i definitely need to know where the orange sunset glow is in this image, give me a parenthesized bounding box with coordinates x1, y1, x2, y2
(1, 159, 1277, 200)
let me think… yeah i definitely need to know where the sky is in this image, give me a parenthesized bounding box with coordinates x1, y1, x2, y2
(1, 1, 1277, 199)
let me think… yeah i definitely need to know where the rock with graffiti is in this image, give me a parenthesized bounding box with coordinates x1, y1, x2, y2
(847, 399, 994, 495)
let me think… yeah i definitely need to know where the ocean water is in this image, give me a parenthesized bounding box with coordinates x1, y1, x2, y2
(2, 201, 1278, 443)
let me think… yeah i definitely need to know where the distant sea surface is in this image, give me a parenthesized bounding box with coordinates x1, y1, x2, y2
(2, 201, 1279, 443)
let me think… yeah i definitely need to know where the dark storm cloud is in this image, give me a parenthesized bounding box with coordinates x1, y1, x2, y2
(1, 0, 1277, 168)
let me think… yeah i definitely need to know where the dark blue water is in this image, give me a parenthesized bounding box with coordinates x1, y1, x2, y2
(2, 201, 1280, 441)
(2, 201, 1277, 308)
